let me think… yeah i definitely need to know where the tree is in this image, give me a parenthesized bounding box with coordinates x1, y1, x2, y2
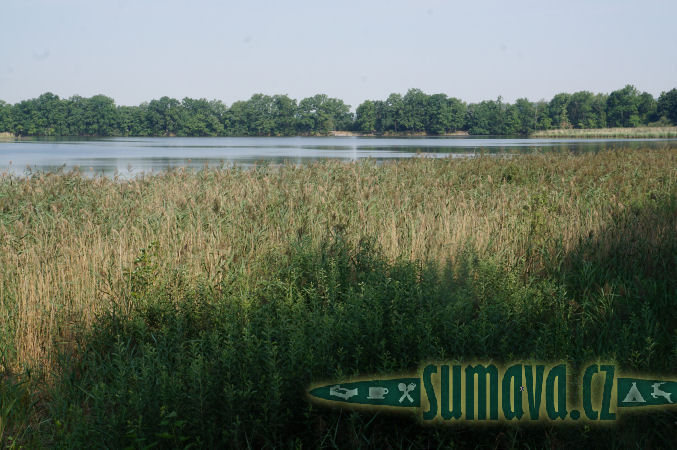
(11, 99, 40, 136)
(179, 97, 225, 136)
(224, 101, 248, 136)
(324, 97, 353, 131)
(636, 92, 657, 125)
(146, 96, 182, 136)
(590, 94, 608, 128)
(0, 100, 10, 132)
(29, 92, 69, 135)
(401, 89, 428, 132)
(514, 98, 536, 134)
(296, 94, 351, 135)
(567, 91, 595, 128)
(657, 89, 677, 124)
(210, 100, 228, 135)
(1, 86, 673, 137)
(383, 94, 404, 132)
(548, 93, 571, 129)
(369, 100, 384, 133)
(65, 95, 86, 135)
(606, 85, 641, 127)
(424, 94, 466, 135)
(424, 94, 451, 135)
(534, 100, 551, 130)
(355, 100, 376, 133)
(118, 104, 151, 136)
(296, 95, 327, 134)
(446, 97, 467, 133)
(271, 95, 297, 136)
(244, 94, 276, 136)
(501, 102, 520, 135)
(83, 95, 118, 136)
(466, 99, 502, 135)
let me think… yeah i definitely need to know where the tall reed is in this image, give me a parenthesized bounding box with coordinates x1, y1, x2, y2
(1, 149, 675, 372)
(532, 126, 677, 138)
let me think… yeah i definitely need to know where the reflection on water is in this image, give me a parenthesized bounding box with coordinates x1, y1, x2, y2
(1, 136, 676, 179)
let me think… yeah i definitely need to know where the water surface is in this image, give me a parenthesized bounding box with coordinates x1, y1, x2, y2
(1, 136, 675, 178)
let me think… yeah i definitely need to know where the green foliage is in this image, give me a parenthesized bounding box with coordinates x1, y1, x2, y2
(560, 91, 612, 129)
(146, 96, 182, 136)
(465, 97, 518, 135)
(271, 94, 298, 136)
(465, 100, 493, 135)
(1, 151, 676, 447)
(534, 100, 552, 130)
(567, 91, 594, 128)
(636, 91, 658, 124)
(68, 94, 118, 136)
(590, 93, 609, 128)
(355, 100, 376, 133)
(548, 93, 571, 129)
(297, 94, 353, 135)
(0, 100, 10, 132)
(424, 94, 466, 135)
(0, 371, 38, 448)
(424, 94, 449, 135)
(657, 88, 677, 124)
(230, 94, 277, 136)
(401, 88, 427, 132)
(385, 93, 404, 132)
(178, 98, 226, 137)
(514, 98, 536, 134)
(1, 85, 675, 137)
(118, 104, 152, 136)
(605, 85, 657, 128)
(40, 217, 677, 447)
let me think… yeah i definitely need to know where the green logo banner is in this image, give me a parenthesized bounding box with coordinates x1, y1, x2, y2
(618, 378, 676, 407)
(309, 378, 420, 407)
(308, 363, 676, 423)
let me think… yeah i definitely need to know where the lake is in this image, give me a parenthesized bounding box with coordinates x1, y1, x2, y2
(1, 136, 676, 178)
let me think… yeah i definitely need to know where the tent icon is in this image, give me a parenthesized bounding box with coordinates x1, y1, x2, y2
(622, 382, 646, 403)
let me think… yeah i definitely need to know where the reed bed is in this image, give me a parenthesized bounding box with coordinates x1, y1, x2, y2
(0, 148, 676, 447)
(531, 126, 677, 138)
(0, 150, 664, 368)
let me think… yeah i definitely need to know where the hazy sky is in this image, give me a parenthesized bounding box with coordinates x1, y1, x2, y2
(1, 0, 676, 108)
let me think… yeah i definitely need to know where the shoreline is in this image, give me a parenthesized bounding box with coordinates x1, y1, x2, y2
(329, 130, 470, 137)
(3, 127, 677, 139)
(531, 126, 677, 139)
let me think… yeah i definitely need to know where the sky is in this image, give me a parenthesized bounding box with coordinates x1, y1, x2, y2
(1, 0, 676, 109)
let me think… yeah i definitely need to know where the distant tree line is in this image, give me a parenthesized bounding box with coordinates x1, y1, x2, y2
(1, 86, 676, 137)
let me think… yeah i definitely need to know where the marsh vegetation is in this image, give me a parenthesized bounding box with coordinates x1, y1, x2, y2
(0, 148, 675, 447)
(532, 126, 677, 138)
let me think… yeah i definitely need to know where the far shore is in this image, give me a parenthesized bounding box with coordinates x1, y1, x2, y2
(329, 130, 470, 137)
(2, 127, 677, 139)
(531, 126, 677, 139)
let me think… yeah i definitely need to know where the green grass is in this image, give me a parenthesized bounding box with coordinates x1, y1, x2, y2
(1, 149, 676, 447)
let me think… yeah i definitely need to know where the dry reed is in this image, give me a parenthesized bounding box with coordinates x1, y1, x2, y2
(0, 149, 675, 371)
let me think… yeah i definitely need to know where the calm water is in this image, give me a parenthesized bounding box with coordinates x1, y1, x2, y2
(1, 136, 676, 178)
